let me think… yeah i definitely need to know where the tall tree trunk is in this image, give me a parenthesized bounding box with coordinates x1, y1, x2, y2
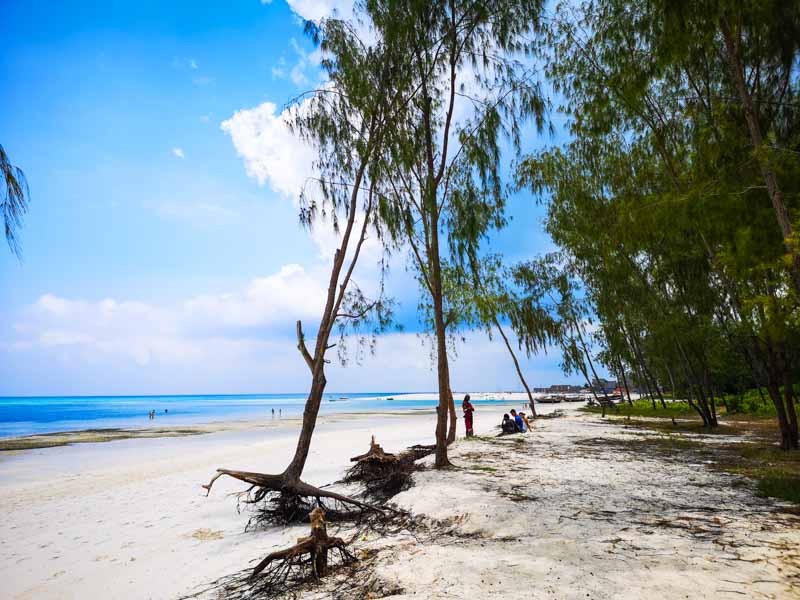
(783, 371, 799, 450)
(284, 374, 328, 481)
(676, 341, 714, 426)
(447, 381, 457, 444)
(494, 316, 537, 417)
(574, 344, 602, 414)
(617, 358, 633, 405)
(573, 318, 611, 405)
(631, 333, 666, 409)
(664, 362, 677, 403)
(430, 222, 451, 468)
(720, 17, 800, 294)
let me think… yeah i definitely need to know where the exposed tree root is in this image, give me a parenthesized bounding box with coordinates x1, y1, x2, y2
(342, 437, 435, 502)
(183, 507, 357, 600)
(202, 468, 387, 527)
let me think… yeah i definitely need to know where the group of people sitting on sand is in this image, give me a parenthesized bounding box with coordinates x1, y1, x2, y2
(500, 409, 532, 435)
(460, 394, 533, 437)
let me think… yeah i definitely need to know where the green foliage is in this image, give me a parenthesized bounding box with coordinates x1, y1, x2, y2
(0, 144, 29, 258)
(515, 0, 800, 441)
(582, 399, 698, 419)
(367, 0, 547, 300)
(756, 474, 800, 504)
(724, 389, 776, 417)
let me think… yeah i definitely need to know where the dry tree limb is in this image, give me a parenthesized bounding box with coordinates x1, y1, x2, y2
(202, 467, 389, 526)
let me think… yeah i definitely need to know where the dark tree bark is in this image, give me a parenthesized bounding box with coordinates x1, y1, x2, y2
(493, 316, 537, 417)
(720, 16, 800, 295)
(446, 383, 457, 445)
(430, 233, 453, 467)
(617, 358, 633, 406)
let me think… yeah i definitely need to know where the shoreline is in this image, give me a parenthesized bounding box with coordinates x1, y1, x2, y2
(0, 407, 439, 452)
(0, 391, 561, 451)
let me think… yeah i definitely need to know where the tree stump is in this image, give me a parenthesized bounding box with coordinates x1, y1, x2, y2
(350, 435, 398, 463)
(250, 506, 349, 580)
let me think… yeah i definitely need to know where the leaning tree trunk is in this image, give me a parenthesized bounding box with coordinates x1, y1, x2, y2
(616, 357, 632, 404)
(446, 383, 457, 445)
(432, 297, 451, 466)
(428, 206, 452, 467)
(283, 370, 328, 482)
(493, 316, 537, 417)
(202, 163, 389, 516)
(720, 17, 800, 295)
(783, 373, 799, 450)
(574, 319, 613, 410)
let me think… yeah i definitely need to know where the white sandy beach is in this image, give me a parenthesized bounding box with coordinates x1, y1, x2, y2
(1, 400, 798, 599)
(0, 409, 445, 599)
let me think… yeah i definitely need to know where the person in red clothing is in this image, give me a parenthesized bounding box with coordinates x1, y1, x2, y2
(462, 394, 475, 437)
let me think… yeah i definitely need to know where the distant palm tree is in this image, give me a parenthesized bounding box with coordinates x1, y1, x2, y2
(0, 144, 29, 258)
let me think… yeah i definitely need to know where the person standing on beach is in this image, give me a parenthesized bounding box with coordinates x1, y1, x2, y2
(463, 394, 475, 437)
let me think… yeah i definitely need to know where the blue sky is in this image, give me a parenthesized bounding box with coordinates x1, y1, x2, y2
(0, 0, 591, 396)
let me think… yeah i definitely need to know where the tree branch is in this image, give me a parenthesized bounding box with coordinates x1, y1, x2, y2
(296, 320, 315, 372)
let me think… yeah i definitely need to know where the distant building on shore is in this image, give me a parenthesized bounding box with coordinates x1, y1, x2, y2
(592, 378, 618, 393)
(532, 384, 586, 393)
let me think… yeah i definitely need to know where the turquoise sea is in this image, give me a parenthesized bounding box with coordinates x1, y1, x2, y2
(0, 392, 518, 438)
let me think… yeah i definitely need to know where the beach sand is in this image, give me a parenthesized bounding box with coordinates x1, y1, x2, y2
(2, 401, 797, 599)
(0, 409, 442, 599)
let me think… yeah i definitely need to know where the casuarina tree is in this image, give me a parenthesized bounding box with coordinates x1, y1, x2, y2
(368, 0, 547, 467)
(203, 16, 409, 517)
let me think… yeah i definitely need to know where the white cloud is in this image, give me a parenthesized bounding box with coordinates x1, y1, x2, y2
(0, 298, 577, 394)
(184, 264, 326, 328)
(172, 147, 185, 159)
(220, 95, 383, 261)
(286, 0, 353, 22)
(4, 287, 581, 394)
(189, 59, 198, 70)
(221, 100, 315, 201)
(9, 266, 327, 370)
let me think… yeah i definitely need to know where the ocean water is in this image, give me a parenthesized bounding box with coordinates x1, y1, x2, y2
(0, 392, 522, 438)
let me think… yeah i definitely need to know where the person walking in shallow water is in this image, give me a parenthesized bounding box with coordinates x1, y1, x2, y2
(462, 394, 475, 437)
